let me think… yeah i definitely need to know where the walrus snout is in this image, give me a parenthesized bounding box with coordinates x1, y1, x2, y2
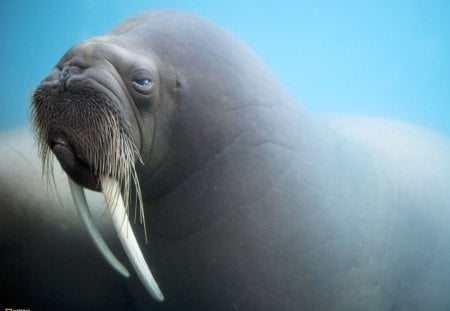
(50, 134, 100, 191)
(31, 78, 121, 192)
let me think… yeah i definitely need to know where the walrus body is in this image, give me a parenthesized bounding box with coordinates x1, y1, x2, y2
(2, 11, 450, 310)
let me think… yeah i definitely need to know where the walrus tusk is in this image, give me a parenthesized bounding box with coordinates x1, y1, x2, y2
(69, 176, 164, 302)
(68, 178, 130, 278)
(101, 176, 164, 302)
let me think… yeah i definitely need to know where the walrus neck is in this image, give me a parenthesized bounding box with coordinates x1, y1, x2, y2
(144, 102, 322, 239)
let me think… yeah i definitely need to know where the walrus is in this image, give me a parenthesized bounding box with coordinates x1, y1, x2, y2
(2, 10, 450, 310)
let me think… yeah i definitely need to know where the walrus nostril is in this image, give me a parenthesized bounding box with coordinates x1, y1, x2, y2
(58, 66, 82, 91)
(59, 69, 70, 91)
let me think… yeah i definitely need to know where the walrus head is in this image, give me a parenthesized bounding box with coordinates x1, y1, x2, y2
(31, 37, 168, 301)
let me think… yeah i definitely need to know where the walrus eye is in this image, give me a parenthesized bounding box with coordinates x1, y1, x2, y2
(132, 77, 153, 94)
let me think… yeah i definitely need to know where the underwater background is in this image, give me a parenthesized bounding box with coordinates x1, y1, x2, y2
(0, 0, 449, 136)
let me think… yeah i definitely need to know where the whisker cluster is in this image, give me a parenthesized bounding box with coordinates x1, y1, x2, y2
(31, 86, 147, 241)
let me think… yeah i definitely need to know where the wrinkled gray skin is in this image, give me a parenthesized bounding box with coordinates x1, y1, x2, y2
(2, 11, 450, 311)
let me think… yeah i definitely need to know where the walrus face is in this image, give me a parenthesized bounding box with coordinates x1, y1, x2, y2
(31, 38, 166, 301)
(31, 39, 161, 191)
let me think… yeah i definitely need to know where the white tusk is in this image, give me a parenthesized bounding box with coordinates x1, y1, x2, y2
(68, 177, 130, 278)
(101, 176, 164, 302)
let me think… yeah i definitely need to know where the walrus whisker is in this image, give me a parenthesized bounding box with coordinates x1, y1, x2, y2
(101, 176, 164, 302)
(68, 177, 130, 278)
(31, 125, 68, 212)
(39, 153, 70, 211)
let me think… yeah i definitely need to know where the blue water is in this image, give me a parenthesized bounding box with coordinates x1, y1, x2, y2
(1, 0, 449, 136)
